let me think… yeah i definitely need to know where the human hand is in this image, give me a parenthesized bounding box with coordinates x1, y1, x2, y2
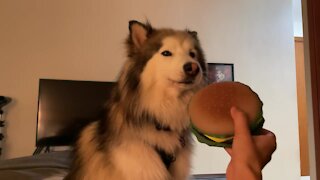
(225, 107, 276, 180)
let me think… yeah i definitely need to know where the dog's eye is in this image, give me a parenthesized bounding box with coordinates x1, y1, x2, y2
(161, 50, 172, 57)
(189, 51, 196, 58)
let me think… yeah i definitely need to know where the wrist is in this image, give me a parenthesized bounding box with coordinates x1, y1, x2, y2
(232, 162, 262, 180)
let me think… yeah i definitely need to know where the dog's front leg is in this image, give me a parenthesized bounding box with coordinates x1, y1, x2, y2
(169, 141, 192, 180)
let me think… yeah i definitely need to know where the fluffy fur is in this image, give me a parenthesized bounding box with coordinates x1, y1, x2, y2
(65, 21, 207, 180)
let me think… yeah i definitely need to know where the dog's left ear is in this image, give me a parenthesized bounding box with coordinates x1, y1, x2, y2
(187, 30, 198, 40)
(129, 20, 153, 48)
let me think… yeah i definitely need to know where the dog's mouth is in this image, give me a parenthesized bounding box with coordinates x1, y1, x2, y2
(178, 79, 194, 85)
(170, 77, 197, 86)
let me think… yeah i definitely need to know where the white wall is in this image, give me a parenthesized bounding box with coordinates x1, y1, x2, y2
(0, 0, 299, 179)
(293, 0, 303, 37)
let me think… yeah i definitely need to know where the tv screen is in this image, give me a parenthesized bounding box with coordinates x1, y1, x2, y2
(36, 79, 115, 147)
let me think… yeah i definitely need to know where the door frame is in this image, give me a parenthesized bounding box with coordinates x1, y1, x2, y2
(303, 0, 320, 179)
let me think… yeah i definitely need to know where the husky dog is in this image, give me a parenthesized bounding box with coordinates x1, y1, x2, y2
(65, 21, 207, 180)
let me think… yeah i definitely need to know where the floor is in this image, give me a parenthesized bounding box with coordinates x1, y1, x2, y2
(301, 176, 310, 180)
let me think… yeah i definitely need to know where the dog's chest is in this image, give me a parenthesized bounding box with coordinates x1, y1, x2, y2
(155, 135, 186, 169)
(111, 132, 189, 180)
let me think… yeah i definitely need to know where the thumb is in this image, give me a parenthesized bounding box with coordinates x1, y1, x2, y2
(230, 106, 251, 138)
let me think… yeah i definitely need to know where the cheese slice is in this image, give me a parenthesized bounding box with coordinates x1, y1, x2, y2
(204, 134, 233, 143)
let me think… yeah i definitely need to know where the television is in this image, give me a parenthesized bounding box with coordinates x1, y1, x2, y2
(36, 79, 116, 147)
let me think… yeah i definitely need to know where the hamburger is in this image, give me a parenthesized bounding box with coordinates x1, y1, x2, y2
(188, 81, 264, 147)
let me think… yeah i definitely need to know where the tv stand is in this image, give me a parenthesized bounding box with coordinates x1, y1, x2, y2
(33, 146, 51, 155)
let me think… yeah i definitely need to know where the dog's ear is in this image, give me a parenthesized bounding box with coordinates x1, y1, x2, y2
(129, 20, 153, 48)
(187, 30, 198, 40)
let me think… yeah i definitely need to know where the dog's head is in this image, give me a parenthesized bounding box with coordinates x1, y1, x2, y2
(124, 21, 207, 97)
(117, 21, 207, 130)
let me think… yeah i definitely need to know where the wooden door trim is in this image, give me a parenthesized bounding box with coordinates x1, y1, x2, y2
(305, 0, 320, 178)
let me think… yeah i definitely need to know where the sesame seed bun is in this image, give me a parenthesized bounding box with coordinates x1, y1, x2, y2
(188, 82, 264, 147)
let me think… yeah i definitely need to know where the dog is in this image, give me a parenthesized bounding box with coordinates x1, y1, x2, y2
(65, 20, 207, 180)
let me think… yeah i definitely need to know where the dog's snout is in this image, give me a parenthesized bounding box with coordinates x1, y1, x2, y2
(183, 62, 199, 77)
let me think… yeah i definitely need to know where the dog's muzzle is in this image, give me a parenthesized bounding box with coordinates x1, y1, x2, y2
(183, 62, 199, 77)
(180, 62, 200, 84)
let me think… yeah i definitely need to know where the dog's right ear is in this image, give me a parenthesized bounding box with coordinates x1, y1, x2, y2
(128, 20, 153, 48)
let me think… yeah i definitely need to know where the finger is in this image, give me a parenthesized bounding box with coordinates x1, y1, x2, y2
(257, 129, 270, 135)
(230, 106, 251, 138)
(252, 133, 277, 167)
(256, 128, 275, 136)
(253, 132, 277, 153)
(253, 129, 277, 151)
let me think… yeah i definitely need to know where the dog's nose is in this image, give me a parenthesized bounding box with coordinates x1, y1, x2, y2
(183, 62, 199, 77)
